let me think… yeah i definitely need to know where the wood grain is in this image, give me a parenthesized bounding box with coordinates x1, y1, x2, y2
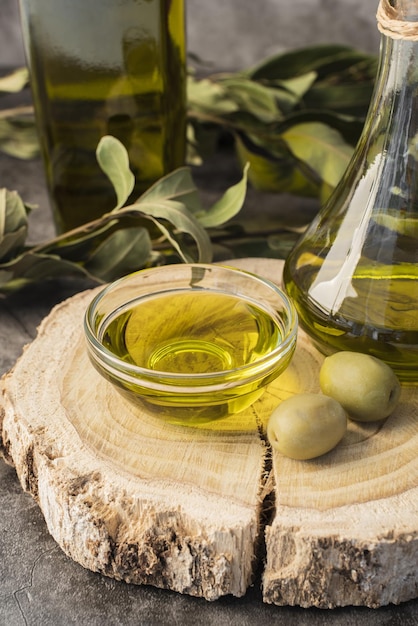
(1, 258, 418, 607)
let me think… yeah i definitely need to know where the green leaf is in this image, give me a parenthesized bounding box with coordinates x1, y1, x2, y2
(219, 77, 285, 123)
(196, 162, 249, 228)
(0, 251, 91, 295)
(145, 214, 195, 263)
(0, 68, 29, 93)
(220, 73, 318, 120)
(96, 135, 135, 209)
(187, 45, 375, 205)
(0, 189, 29, 261)
(40, 220, 118, 261)
(139, 166, 203, 216)
(126, 199, 213, 263)
(186, 123, 204, 166)
(0, 160, 251, 293)
(281, 122, 353, 188)
(85, 226, 152, 281)
(0, 41, 379, 293)
(248, 45, 374, 80)
(0, 188, 28, 234)
(0, 116, 39, 159)
(0, 226, 28, 263)
(187, 76, 239, 115)
(305, 83, 375, 117)
(211, 232, 300, 262)
(274, 109, 364, 146)
(234, 133, 320, 197)
(274, 71, 318, 100)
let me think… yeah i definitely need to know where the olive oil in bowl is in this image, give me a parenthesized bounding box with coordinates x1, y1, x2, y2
(85, 264, 298, 424)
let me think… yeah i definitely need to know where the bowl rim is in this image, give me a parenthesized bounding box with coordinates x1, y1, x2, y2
(84, 263, 298, 386)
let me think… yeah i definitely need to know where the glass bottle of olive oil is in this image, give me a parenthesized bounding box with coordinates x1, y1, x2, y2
(283, 0, 418, 382)
(19, 0, 186, 232)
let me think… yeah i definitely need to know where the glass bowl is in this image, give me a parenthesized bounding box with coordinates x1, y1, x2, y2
(84, 263, 298, 425)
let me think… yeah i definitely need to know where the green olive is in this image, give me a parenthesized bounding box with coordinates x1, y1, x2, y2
(319, 351, 401, 422)
(267, 393, 347, 460)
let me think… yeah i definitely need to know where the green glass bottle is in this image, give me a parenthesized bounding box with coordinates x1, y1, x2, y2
(19, 0, 186, 232)
(283, 0, 418, 383)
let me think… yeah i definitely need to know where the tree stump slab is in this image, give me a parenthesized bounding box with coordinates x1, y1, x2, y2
(1, 258, 418, 607)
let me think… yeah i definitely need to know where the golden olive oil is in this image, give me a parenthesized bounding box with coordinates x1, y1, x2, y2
(99, 290, 287, 422)
(103, 291, 283, 374)
(284, 258, 418, 382)
(20, 0, 186, 231)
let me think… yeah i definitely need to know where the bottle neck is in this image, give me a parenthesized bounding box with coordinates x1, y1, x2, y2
(395, 0, 418, 22)
(367, 0, 418, 144)
(378, 31, 417, 93)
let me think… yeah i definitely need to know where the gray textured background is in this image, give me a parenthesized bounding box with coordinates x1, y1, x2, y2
(1, 0, 381, 71)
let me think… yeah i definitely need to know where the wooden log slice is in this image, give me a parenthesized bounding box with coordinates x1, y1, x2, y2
(0, 259, 272, 601)
(1, 258, 418, 607)
(262, 364, 418, 607)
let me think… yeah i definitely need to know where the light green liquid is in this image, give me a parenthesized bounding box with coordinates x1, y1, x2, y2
(99, 290, 288, 423)
(285, 260, 418, 382)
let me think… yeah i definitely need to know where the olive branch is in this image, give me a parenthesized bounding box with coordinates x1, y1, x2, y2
(0, 45, 378, 295)
(0, 134, 249, 295)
